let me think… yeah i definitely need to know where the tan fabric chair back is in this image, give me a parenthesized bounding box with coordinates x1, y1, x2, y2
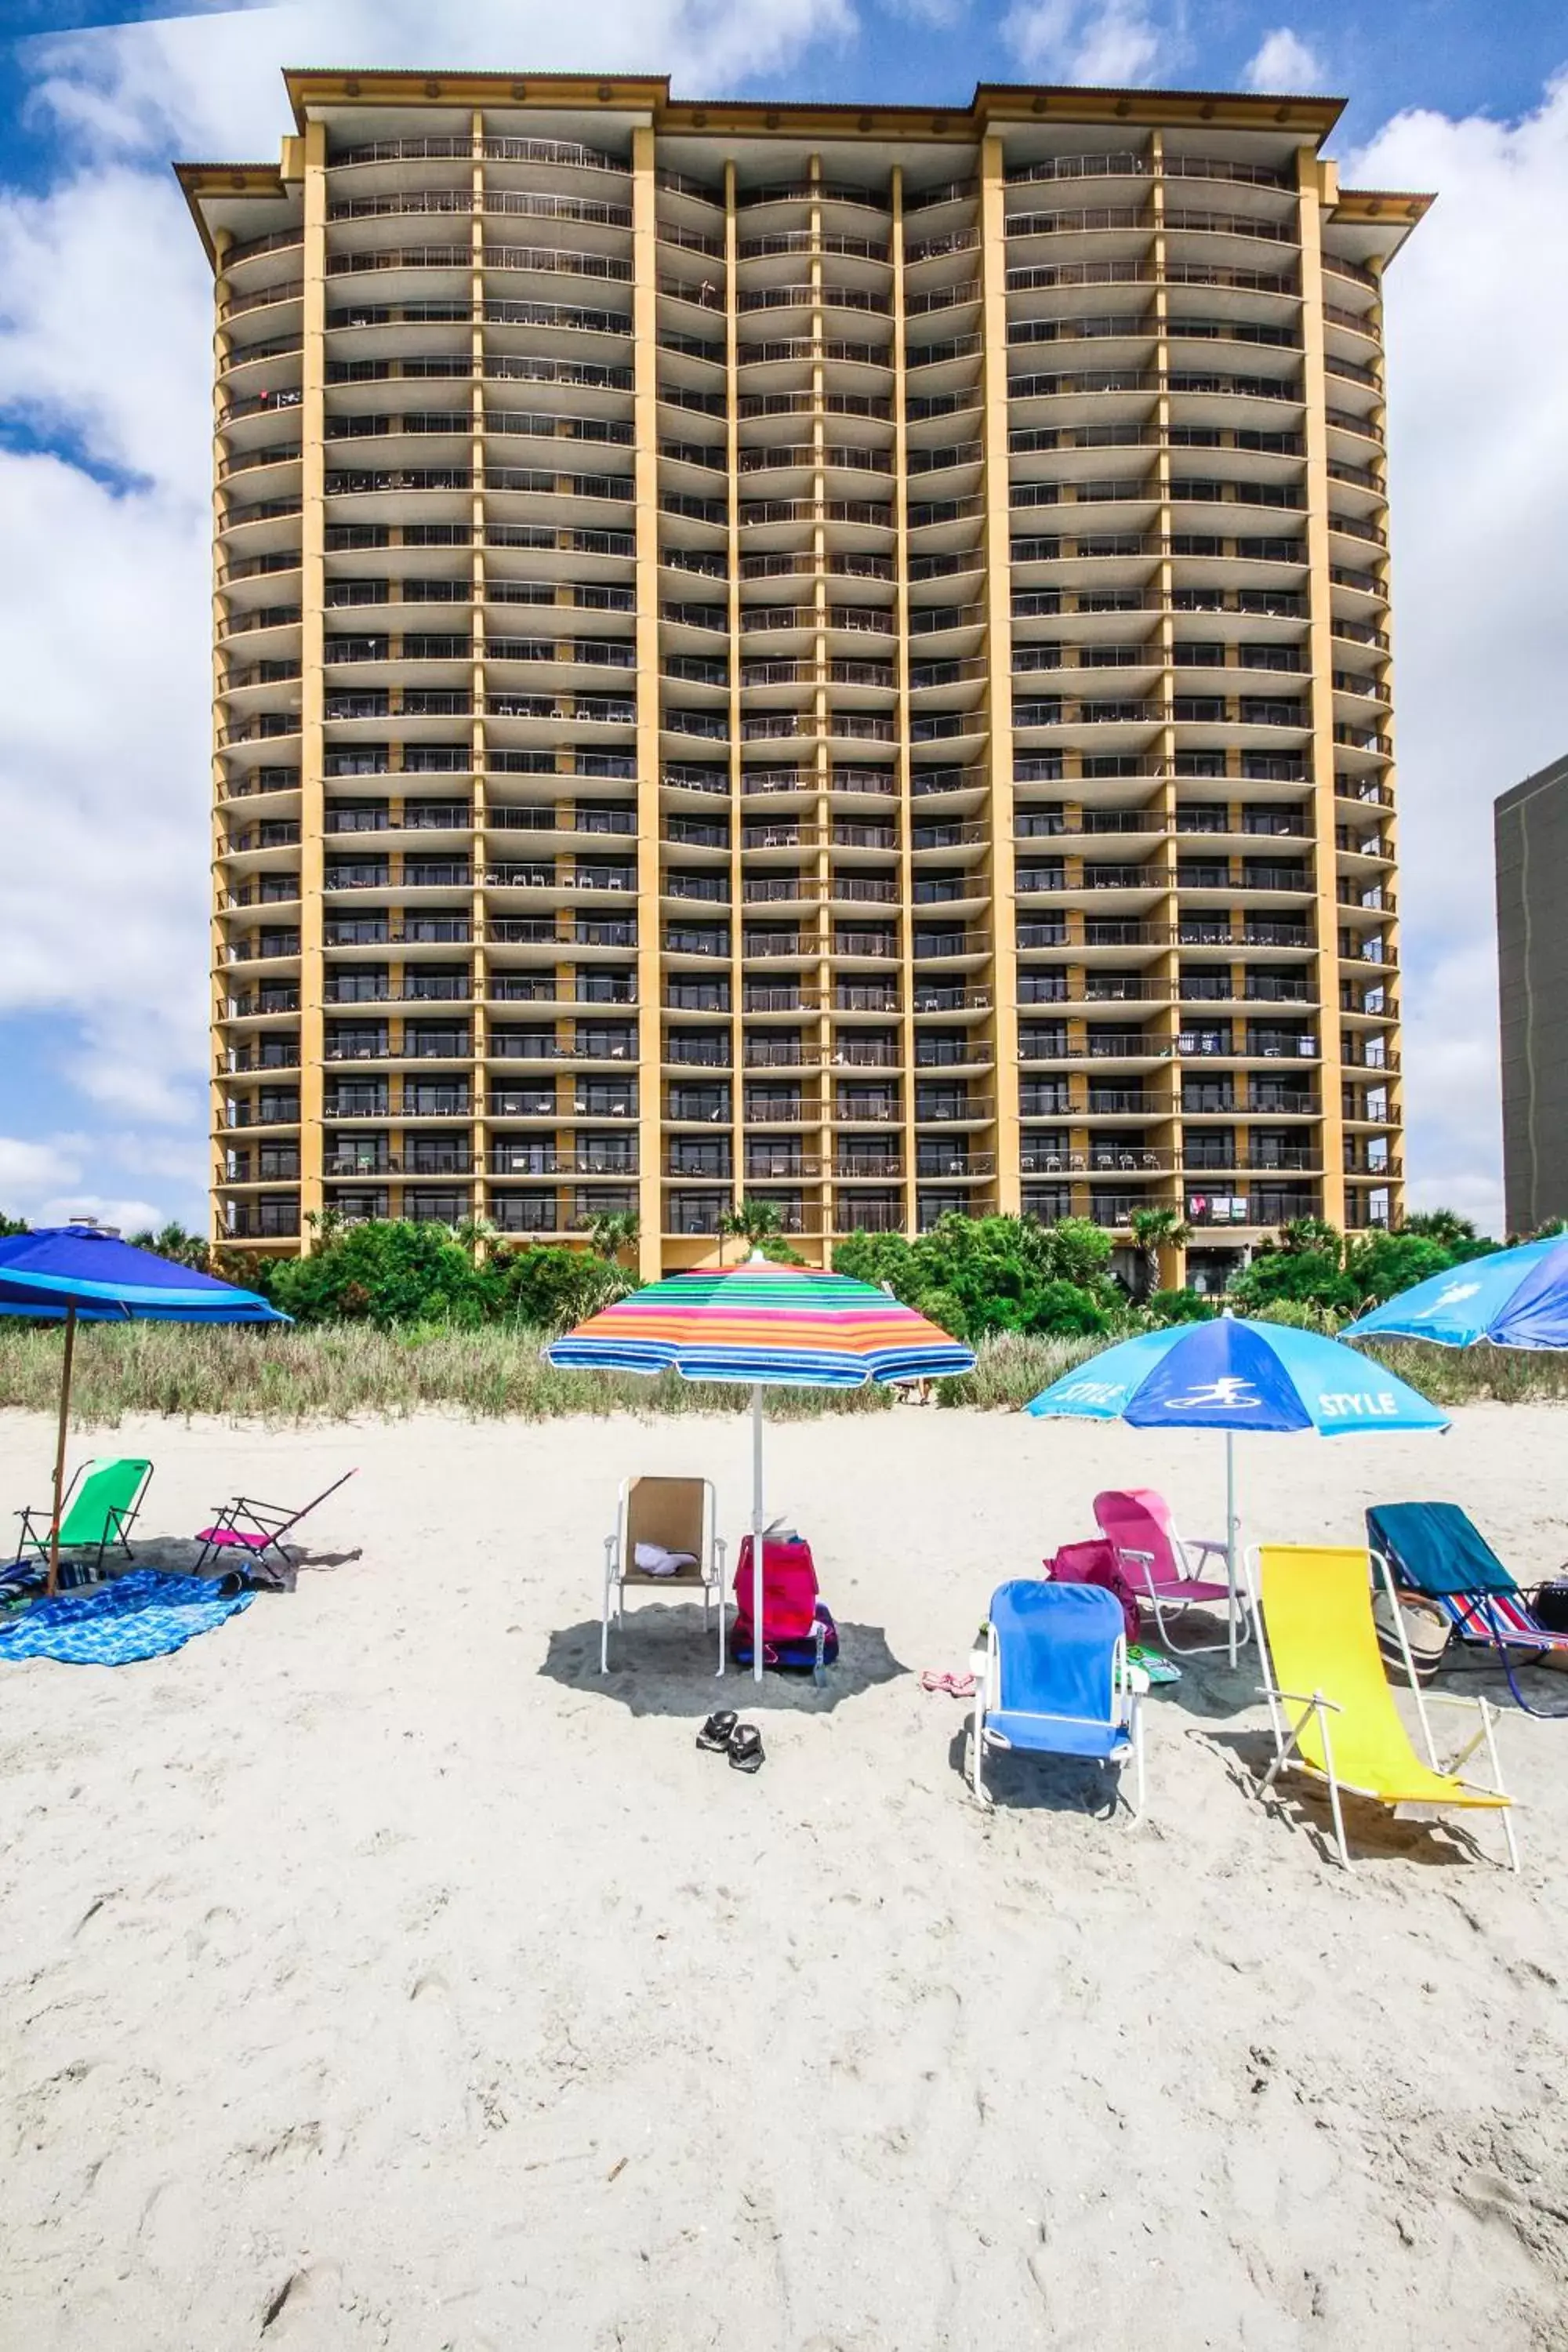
(624, 1477, 707, 1573)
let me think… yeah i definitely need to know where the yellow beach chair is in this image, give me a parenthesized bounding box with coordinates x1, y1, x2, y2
(1248, 1543, 1518, 1871)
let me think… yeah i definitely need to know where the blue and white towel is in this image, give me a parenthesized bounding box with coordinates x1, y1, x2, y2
(0, 1571, 255, 1666)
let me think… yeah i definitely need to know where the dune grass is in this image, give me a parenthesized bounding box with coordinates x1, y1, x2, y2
(0, 1319, 1564, 1429)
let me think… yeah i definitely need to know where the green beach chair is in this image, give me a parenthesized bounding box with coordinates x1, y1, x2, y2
(14, 1458, 154, 1579)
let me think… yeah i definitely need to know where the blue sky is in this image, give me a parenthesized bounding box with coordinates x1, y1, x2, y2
(1, 0, 1565, 1235)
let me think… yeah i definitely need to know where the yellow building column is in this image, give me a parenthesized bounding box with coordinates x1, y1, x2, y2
(1296, 148, 1348, 1232)
(298, 118, 328, 1245)
(470, 111, 489, 1229)
(1373, 249, 1406, 1228)
(631, 124, 666, 1279)
(210, 229, 234, 1246)
(1148, 129, 1187, 1284)
(809, 158, 833, 1269)
(724, 158, 744, 1240)
(891, 165, 918, 1243)
(977, 132, 1021, 1215)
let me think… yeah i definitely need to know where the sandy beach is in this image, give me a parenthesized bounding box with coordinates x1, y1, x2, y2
(2, 1399, 1567, 2352)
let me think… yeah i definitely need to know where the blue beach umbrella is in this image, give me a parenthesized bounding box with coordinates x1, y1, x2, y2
(0, 1225, 286, 1593)
(1025, 1316, 1448, 1656)
(1343, 1233, 1568, 1350)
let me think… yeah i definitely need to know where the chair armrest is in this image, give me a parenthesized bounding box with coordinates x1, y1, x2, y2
(713, 1534, 728, 1577)
(1126, 1664, 1151, 1697)
(227, 1498, 296, 1531)
(1188, 1537, 1229, 1564)
(978, 1624, 1000, 1715)
(603, 1532, 619, 1574)
(1264, 1686, 1344, 1715)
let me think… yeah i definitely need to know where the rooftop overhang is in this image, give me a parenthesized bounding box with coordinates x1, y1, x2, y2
(1328, 186, 1436, 263)
(177, 71, 1431, 271)
(176, 159, 289, 267)
(274, 67, 1344, 144)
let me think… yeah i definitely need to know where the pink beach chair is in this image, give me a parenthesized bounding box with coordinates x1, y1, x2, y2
(1093, 1486, 1252, 1664)
(194, 1470, 357, 1577)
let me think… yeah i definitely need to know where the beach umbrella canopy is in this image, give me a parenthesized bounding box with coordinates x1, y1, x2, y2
(546, 1257, 976, 1679)
(1023, 1315, 1448, 1659)
(0, 1225, 286, 1593)
(1343, 1233, 1568, 1350)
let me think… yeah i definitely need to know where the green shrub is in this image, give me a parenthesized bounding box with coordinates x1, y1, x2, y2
(1229, 1245, 1356, 1316)
(1148, 1288, 1217, 1324)
(260, 1219, 490, 1327)
(834, 1212, 1120, 1341)
(480, 1243, 629, 1330)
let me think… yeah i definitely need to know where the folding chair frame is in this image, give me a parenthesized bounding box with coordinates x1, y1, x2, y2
(601, 1475, 728, 1676)
(1246, 1544, 1519, 1873)
(194, 1469, 357, 1573)
(968, 1615, 1146, 1818)
(15, 1459, 154, 1580)
(1114, 1530, 1253, 1664)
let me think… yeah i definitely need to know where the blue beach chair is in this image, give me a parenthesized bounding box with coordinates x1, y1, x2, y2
(1367, 1501, 1568, 1718)
(969, 1581, 1146, 1816)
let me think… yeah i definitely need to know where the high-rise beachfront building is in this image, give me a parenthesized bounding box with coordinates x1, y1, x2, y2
(181, 71, 1424, 1284)
(1496, 751, 1568, 1237)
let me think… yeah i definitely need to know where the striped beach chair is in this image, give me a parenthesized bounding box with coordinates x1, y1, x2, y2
(1367, 1502, 1568, 1717)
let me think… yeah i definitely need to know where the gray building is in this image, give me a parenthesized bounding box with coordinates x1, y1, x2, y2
(1497, 751, 1568, 1235)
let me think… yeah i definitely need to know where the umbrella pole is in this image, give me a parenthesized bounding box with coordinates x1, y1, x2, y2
(47, 1305, 78, 1601)
(750, 1381, 766, 1686)
(1225, 1426, 1240, 1669)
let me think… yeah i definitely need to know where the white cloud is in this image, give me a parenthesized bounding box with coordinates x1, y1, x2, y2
(0, 163, 211, 482)
(0, 1136, 165, 1235)
(0, 1137, 82, 1206)
(26, 0, 859, 162)
(1000, 0, 1166, 86)
(1345, 75, 1568, 1237)
(0, 452, 210, 1120)
(38, 1192, 170, 1236)
(0, 0, 855, 1232)
(1242, 27, 1324, 94)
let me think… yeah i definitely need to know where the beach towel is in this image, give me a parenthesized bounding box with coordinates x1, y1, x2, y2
(0, 1571, 255, 1667)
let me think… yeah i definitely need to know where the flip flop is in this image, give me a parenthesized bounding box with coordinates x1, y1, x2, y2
(920, 1669, 955, 1693)
(1127, 1645, 1182, 1686)
(728, 1723, 764, 1773)
(696, 1710, 739, 1752)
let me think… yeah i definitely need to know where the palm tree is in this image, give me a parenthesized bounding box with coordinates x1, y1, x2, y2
(587, 1210, 640, 1266)
(1127, 1204, 1192, 1302)
(719, 1196, 785, 1263)
(1399, 1208, 1477, 1249)
(129, 1220, 213, 1272)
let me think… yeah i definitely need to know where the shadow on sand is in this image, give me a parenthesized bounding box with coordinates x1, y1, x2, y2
(49, 1537, 365, 1596)
(536, 1599, 906, 1716)
(1199, 1723, 1509, 1871)
(942, 1720, 1131, 1820)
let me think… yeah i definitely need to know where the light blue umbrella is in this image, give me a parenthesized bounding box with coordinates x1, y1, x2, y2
(1344, 1233, 1568, 1349)
(1025, 1315, 1448, 1657)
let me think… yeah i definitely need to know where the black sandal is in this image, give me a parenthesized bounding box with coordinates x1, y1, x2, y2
(728, 1723, 764, 1773)
(696, 1710, 739, 1753)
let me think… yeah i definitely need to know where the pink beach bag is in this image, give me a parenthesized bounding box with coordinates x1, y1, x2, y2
(1044, 1537, 1142, 1644)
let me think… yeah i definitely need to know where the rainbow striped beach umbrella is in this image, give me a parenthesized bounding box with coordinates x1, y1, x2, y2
(546, 1256, 975, 1680)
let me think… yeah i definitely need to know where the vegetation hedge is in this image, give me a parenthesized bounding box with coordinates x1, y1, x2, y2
(0, 1203, 1559, 1425)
